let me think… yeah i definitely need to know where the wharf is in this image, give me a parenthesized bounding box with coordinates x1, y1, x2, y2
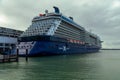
(0, 54, 18, 63)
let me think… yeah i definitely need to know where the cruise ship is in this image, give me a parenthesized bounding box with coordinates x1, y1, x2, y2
(17, 6, 102, 56)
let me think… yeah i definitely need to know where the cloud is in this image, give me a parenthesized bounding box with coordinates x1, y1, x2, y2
(0, 0, 120, 48)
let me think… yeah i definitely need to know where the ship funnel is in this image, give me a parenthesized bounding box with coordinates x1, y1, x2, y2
(53, 6, 60, 13)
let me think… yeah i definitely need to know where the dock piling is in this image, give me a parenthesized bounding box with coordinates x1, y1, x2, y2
(16, 49, 19, 62)
(26, 49, 28, 62)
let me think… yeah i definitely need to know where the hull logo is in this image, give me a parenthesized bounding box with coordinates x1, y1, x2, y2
(59, 46, 69, 51)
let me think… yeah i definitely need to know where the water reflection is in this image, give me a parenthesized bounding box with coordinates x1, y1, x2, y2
(20, 53, 102, 80)
(1, 50, 120, 80)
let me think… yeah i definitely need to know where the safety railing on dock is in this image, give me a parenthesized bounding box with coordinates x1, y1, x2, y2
(0, 54, 18, 63)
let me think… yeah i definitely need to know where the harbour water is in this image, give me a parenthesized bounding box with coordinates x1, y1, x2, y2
(1, 50, 120, 80)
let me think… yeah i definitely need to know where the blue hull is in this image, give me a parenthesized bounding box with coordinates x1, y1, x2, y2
(19, 41, 100, 56)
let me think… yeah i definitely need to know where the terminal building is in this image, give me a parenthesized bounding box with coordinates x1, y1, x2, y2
(0, 26, 23, 54)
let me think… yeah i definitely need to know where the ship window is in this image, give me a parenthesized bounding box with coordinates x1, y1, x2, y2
(5, 44, 9, 46)
(0, 43, 3, 46)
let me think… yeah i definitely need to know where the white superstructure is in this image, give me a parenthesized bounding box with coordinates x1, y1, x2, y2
(21, 10, 101, 48)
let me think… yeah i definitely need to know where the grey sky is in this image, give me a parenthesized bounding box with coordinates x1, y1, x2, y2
(0, 0, 120, 48)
